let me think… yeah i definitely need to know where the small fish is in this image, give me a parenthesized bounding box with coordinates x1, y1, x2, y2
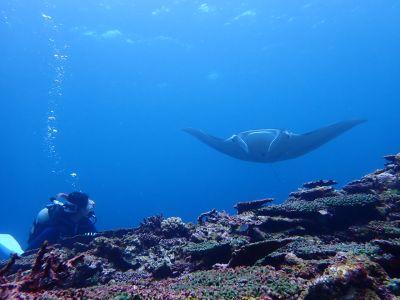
(318, 209, 329, 216)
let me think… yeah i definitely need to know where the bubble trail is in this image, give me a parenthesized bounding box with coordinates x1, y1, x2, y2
(41, 9, 80, 190)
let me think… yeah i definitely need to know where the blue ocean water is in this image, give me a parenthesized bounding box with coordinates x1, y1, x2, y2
(1, 0, 399, 248)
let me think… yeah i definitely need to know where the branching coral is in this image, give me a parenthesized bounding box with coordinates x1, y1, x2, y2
(0, 242, 85, 298)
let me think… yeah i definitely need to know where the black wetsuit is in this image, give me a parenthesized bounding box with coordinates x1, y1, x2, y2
(27, 204, 97, 251)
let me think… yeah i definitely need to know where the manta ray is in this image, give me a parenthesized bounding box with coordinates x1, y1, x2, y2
(183, 120, 365, 163)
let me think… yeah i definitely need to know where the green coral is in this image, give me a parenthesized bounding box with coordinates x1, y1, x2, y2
(229, 235, 250, 249)
(111, 293, 141, 300)
(366, 221, 400, 238)
(265, 238, 380, 261)
(386, 278, 400, 296)
(183, 241, 232, 266)
(388, 189, 400, 195)
(257, 194, 378, 217)
(380, 190, 400, 203)
(382, 225, 400, 237)
(184, 241, 228, 256)
(172, 266, 301, 299)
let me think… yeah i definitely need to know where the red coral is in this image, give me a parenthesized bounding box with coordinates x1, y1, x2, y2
(0, 242, 85, 298)
(0, 253, 17, 280)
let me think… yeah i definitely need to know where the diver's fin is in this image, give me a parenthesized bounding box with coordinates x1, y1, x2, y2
(0, 234, 24, 260)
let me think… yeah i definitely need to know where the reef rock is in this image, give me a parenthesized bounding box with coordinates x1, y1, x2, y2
(1, 152, 400, 299)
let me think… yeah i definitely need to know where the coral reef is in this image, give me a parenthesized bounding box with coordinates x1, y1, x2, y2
(0, 242, 87, 299)
(234, 198, 274, 214)
(1, 152, 400, 299)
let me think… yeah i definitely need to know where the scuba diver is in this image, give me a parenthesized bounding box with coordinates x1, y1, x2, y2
(26, 191, 97, 251)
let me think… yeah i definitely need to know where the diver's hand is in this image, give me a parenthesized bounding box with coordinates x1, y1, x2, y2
(84, 232, 97, 237)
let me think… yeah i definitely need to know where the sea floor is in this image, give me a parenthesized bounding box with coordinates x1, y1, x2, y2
(1, 154, 400, 299)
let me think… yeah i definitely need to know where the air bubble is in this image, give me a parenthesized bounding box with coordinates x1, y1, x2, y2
(42, 6, 80, 189)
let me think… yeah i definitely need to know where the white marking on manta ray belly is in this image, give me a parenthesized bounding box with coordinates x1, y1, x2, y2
(236, 135, 249, 153)
(227, 134, 249, 153)
(245, 129, 277, 136)
(267, 130, 281, 152)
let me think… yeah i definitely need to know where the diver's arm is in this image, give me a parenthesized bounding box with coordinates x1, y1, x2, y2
(81, 199, 97, 234)
(85, 219, 98, 233)
(28, 208, 50, 239)
(26, 208, 52, 251)
(77, 214, 97, 235)
(85, 222, 97, 234)
(26, 227, 60, 251)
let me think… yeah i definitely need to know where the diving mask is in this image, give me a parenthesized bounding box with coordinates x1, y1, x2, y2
(50, 198, 79, 214)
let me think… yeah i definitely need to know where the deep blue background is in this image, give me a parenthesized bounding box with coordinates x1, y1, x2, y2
(1, 0, 399, 247)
